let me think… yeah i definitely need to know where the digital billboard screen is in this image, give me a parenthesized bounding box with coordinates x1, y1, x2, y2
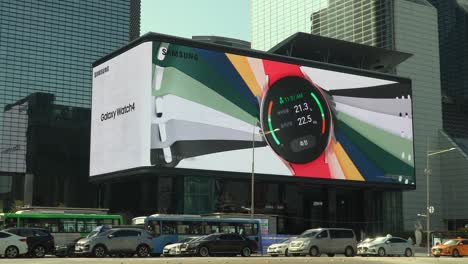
(91, 34, 414, 187)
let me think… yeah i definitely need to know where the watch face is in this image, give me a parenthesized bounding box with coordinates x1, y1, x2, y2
(260, 76, 331, 164)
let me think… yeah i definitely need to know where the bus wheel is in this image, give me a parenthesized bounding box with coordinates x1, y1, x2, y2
(137, 245, 150, 257)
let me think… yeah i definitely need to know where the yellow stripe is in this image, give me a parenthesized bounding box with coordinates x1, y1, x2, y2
(226, 53, 262, 97)
(332, 142, 365, 181)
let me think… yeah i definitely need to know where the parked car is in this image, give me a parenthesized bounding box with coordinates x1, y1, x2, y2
(4, 227, 54, 258)
(180, 233, 257, 257)
(267, 237, 296, 257)
(288, 228, 357, 257)
(357, 235, 413, 257)
(163, 237, 199, 257)
(432, 238, 468, 257)
(0, 231, 28, 258)
(74, 228, 153, 257)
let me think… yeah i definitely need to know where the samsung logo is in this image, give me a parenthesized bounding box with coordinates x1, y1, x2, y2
(158, 47, 198, 62)
(94, 66, 109, 78)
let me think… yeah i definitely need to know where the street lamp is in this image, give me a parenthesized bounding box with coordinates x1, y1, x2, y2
(425, 137, 456, 256)
(251, 123, 280, 219)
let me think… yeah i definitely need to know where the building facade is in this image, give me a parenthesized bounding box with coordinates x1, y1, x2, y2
(251, 0, 468, 232)
(0, 0, 140, 211)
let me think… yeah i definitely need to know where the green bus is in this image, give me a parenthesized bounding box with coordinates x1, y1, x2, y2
(0, 211, 123, 246)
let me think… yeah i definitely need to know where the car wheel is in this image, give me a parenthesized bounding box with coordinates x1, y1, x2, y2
(136, 245, 150, 257)
(378, 247, 386, 257)
(309, 246, 320, 257)
(5, 246, 19, 258)
(345, 246, 355, 257)
(327, 253, 335, 257)
(33, 245, 46, 258)
(285, 248, 290, 257)
(241, 247, 251, 257)
(452, 249, 460, 257)
(404, 248, 413, 257)
(93, 245, 107, 258)
(198, 246, 209, 257)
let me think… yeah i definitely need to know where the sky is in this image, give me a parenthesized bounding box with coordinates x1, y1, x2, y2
(141, 0, 250, 42)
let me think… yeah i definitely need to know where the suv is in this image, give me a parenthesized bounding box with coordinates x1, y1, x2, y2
(74, 228, 153, 257)
(4, 228, 55, 258)
(288, 228, 357, 257)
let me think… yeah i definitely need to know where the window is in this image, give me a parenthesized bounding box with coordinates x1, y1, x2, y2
(162, 221, 176, 235)
(176, 222, 190, 235)
(330, 229, 354, 239)
(112, 230, 126, 237)
(317, 230, 328, 239)
(34, 229, 49, 237)
(147, 220, 161, 236)
(19, 229, 35, 237)
(389, 238, 406, 243)
(0, 232, 11, 238)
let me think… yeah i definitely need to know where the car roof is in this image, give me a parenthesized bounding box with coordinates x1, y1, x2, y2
(6, 227, 49, 231)
(110, 228, 145, 231)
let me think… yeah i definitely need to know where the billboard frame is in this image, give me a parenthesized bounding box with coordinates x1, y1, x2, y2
(91, 32, 415, 190)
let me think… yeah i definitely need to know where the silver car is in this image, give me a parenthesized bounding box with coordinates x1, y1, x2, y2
(357, 236, 413, 257)
(288, 228, 357, 257)
(75, 228, 153, 257)
(267, 237, 295, 257)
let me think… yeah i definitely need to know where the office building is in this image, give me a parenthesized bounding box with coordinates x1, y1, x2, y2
(252, 0, 468, 231)
(0, 0, 141, 210)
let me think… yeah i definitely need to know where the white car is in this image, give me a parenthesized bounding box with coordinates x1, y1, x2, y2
(267, 237, 295, 257)
(0, 231, 28, 258)
(163, 237, 198, 257)
(357, 235, 414, 257)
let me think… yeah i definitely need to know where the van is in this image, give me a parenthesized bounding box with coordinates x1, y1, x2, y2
(288, 228, 357, 257)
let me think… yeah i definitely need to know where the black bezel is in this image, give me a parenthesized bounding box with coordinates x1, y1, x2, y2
(90, 32, 415, 190)
(260, 76, 331, 164)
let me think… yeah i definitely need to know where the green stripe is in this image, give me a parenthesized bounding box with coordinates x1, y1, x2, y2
(336, 111, 414, 166)
(154, 67, 256, 125)
(153, 43, 258, 118)
(337, 120, 414, 176)
(310, 92, 325, 119)
(268, 116, 280, 145)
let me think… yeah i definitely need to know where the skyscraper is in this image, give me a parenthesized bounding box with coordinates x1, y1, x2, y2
(0, 0, 140, 209)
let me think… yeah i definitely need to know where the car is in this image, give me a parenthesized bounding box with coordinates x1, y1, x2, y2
(4, 227, 55, 258)
(357, 235, 413, 257)
(180, 233, 257, 257)
(0, 231, 28, 258)
(288, 228, 357, 257)
(163, 237, 199, 257)
(74, 228, 153, 257)
(267, 237, 296, 257)
(432, 238, 468, 257)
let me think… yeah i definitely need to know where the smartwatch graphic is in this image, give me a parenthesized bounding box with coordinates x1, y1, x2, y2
(260, 60, 332, 178)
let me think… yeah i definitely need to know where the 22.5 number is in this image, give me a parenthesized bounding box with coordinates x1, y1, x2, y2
(297, 115, 312, 126)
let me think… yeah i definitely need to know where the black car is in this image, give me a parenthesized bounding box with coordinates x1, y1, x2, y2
(180, 233, 257, 257)
(4, 228, 55, 258)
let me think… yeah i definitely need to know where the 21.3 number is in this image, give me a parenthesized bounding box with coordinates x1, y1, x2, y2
(294, 102, 309, 113)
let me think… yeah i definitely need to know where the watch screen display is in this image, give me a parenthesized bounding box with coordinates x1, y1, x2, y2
(261, 76, 330, 164)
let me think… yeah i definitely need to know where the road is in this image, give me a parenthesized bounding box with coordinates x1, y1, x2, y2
(4, 256, 468, 264)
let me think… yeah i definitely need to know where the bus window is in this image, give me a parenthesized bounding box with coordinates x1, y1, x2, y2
(5, 217, 17, 228)
(189, 222, 203, 235)
(60, 219, 76, 233)
(206, 222, 221, 234)
(219, 223, 236, 234)
(176, 222, 190, 234)
(162, 221, 176, 234)
(147, 220, 161, 236)
(238, 223, 256, 236)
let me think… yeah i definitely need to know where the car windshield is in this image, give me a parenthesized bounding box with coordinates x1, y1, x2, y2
(443, 240, 459, 245)
(279, 238, 294, 244)
(373, 237, 387, 243)
(86, 231, 99, 238)
(299, 230, 319, 238)
(361, 238, 375, 243)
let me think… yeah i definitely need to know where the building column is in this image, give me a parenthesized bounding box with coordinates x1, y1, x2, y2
(327, 188, 337, 228)
(23, 173, 34, 206)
